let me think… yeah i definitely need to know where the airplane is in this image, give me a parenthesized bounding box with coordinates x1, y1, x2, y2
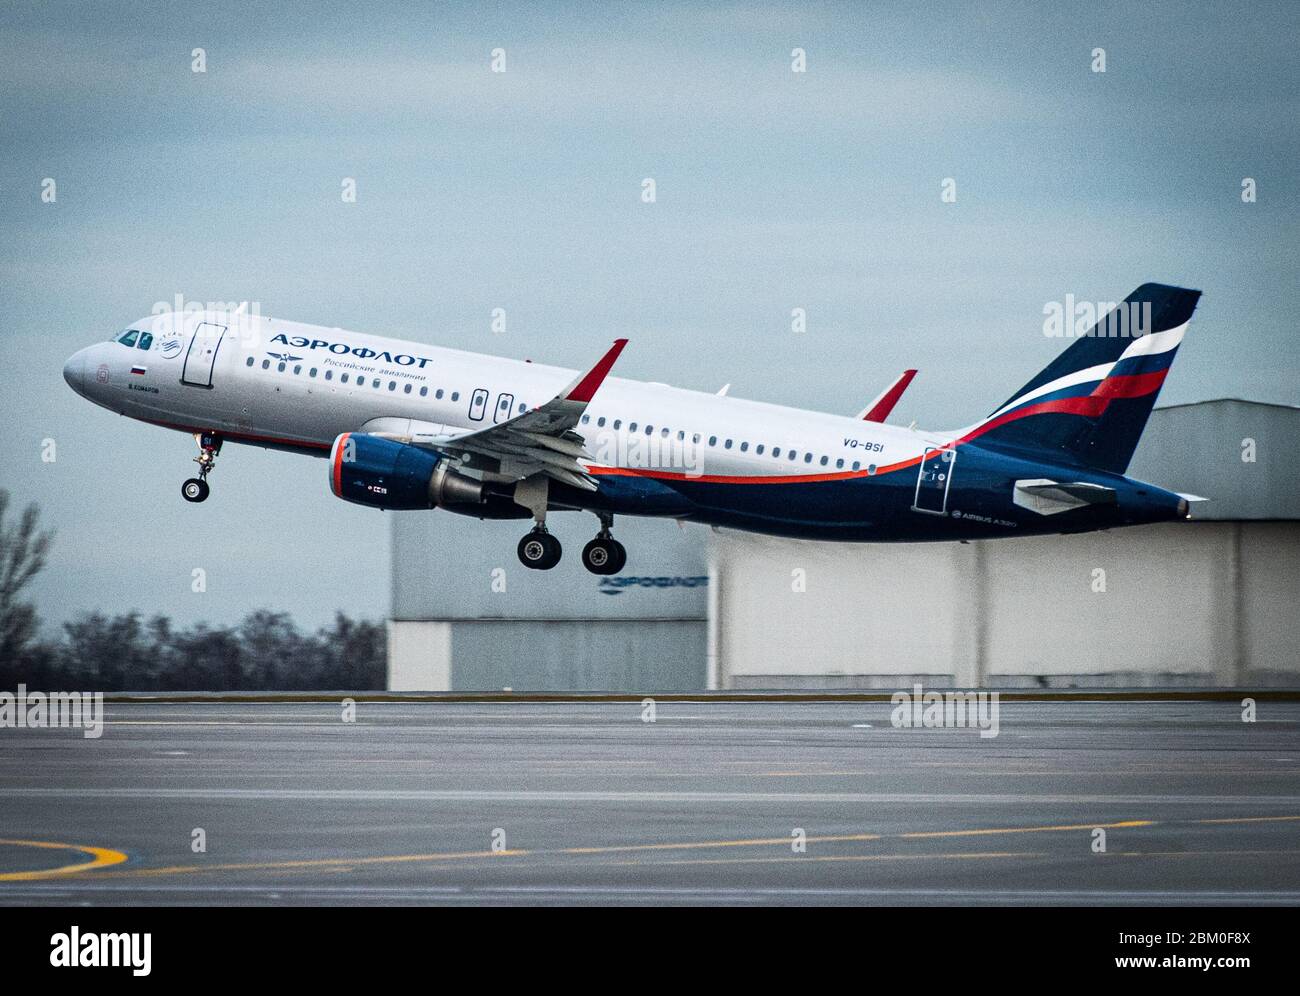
(63, 283, 1201, 575)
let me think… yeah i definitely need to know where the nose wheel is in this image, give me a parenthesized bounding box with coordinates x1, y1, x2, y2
(181, 478, 210, 503)
(182, 432, 222, 504)
(517, 528, 562, 570)
(581, 514, 626, 575)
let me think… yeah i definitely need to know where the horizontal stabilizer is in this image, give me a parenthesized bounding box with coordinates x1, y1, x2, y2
(1013, 478, 1117, 516)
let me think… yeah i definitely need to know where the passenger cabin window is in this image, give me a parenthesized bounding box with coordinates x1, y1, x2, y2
(246, 357, 255, 367)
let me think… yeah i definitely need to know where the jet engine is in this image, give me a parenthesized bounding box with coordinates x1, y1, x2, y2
(329, 432, 483, 510)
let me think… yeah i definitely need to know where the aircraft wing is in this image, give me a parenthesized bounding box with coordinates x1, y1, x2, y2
(365, 339, 628, 492)
(855, 369, 917, 422)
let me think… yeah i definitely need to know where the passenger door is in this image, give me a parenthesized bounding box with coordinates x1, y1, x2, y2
(181, 321, 227, 388)
(913, 445, 956, 514)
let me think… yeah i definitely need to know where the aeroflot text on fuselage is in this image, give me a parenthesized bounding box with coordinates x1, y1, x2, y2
(270, 333, 439, 368)
(61, 282, 1203, 576)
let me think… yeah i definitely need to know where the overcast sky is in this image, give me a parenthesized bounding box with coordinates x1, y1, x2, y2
(2, 0, 1296, 633)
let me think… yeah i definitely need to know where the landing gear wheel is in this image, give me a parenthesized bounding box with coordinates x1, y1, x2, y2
(607, 539, 627, 574)
(581, 538, 614, 575)
(582, 537, 627, 575)
(518, 530, 562, 570)
(182, 478, 210, 503)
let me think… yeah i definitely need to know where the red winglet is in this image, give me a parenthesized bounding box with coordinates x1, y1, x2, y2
(863, 369, 917, 422)
(565, 338, 628, 403)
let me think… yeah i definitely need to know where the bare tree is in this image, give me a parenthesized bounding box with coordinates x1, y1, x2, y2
(0, 490, 54, 668)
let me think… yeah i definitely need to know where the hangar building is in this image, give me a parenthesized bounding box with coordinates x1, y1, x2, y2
(388, 399, 1300, 690)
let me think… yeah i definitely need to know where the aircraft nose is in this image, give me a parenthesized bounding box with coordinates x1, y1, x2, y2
(62, 348, 86, 394)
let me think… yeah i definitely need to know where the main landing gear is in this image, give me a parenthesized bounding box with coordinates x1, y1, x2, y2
(514, 513, 627, 575)
(182, 432, 222, 503)
(581, 514, 626, 576)
(510, 476, 626, 574)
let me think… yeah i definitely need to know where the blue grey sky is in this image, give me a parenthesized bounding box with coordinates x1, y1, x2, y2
(2, 0, 1296, 631)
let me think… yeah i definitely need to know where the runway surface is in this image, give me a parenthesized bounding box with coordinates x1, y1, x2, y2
(2, 699, 1299, 905)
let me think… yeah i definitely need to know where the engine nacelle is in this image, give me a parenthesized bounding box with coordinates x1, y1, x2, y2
(329, 432, 483, 510)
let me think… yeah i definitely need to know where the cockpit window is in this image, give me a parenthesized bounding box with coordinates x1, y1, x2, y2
(138, 332, 153, 351)
(117, 330, 140, 347)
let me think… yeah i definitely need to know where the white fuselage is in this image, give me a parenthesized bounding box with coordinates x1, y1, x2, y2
(67, 310, 935, 481)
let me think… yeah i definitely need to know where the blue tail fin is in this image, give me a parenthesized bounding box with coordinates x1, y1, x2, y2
(971, 283, 1201, 474)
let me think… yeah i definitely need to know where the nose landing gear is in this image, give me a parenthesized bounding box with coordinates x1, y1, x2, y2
(182, 432, 222, 504)
(581, 513, 626, 575)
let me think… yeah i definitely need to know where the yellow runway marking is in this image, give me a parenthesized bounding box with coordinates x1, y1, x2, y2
(19, 813, 1300, 884)
(108, 848, 531, 878)
(899, 819, 1155, 839)
(611, 851, 1045, 868)
(0, 839, 128, 881)
(562, 832, 881, 855)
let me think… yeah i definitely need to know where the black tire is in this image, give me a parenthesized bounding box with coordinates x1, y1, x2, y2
(182, 478, 209, 503)
(581, 538, 615, 575)
(518, 532, 562, 570)
(518, 533, 548, 569)
(538, 533, 562, 570)
(608, 539, 627, 574)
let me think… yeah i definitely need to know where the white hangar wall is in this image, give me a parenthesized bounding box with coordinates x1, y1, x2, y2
(709, 401, 1300, 689)
(710, 522, 1300, 688)
(388, 511, 708, 691)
